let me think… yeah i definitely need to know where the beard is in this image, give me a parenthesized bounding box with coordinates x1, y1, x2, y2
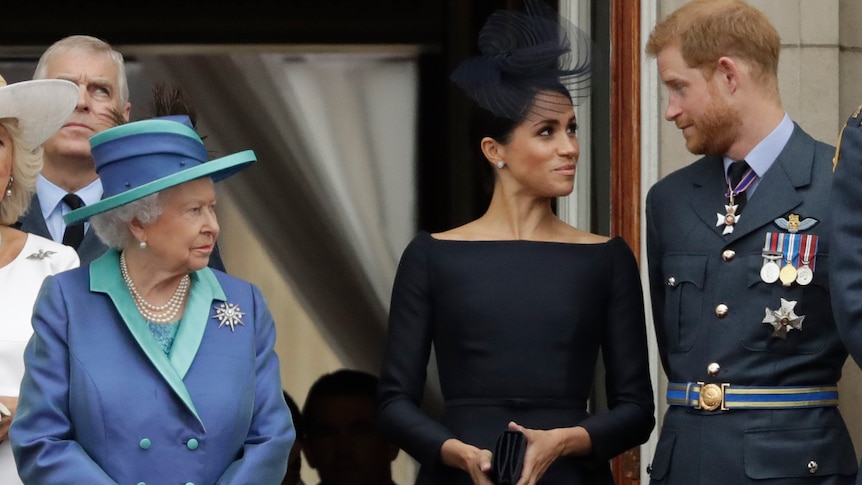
(682, 89, 742, 156)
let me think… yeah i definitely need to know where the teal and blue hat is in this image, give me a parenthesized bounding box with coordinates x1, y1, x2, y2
(64, 115, 255, 224)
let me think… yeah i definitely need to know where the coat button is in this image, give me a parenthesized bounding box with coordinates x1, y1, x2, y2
(139, 438, 151, 450)
(707, 363, 721, 376)
(808, 461, 819, 473)
(186, 438, 199, 450)
(722, 249, 736, 261)
(715, 304, 729, 318)
(667, 277, 677, 287)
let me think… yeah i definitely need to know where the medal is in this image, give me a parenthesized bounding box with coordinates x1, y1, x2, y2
(761, 255, 781, 283)
(763, 298, 805, 339)
(796, 265, 813, 286)
(718, 167, 756, 236)
(716, 203, 740, 235)
(796, 234, 818, 286)
(760, 233, 781, 284)
(779, 233, 800, 287)
(779, 264, 797, 286)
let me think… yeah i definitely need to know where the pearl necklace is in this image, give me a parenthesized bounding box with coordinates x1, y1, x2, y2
(120, 251, 190, 324)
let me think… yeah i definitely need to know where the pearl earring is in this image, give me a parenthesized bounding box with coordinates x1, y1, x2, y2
(496, 160, 506, 169)
(139, 241, 147, 249)
(5, 175, 12, 198)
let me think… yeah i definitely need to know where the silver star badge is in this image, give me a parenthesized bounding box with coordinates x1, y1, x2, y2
(762, 298, 805, 339)
(716, 204, 741, 235)
(213, 302, 246, 332)
(27, 250, 57, 260)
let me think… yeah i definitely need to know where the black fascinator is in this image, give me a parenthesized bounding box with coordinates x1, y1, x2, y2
(450, 0, 595, 121)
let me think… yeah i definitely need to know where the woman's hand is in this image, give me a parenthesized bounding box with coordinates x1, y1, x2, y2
(509, 421, 592, 485)
(441, 437, 495, 485)
(0, 396, 19, 442)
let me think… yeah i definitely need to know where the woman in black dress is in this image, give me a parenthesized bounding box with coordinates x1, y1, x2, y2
(377, 1, 655, 484)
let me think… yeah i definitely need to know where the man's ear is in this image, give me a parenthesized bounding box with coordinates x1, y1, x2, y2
(715, 56, 741, 93)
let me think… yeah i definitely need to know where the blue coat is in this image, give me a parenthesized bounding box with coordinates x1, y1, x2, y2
(10, 250, 294, 485)
(645, 124, 857, 484)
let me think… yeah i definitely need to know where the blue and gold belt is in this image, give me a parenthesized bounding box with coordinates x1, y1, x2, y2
(667, 382, 839, 411)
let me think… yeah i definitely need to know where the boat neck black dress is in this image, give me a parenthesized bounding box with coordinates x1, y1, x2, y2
(378, 231, 655, 484)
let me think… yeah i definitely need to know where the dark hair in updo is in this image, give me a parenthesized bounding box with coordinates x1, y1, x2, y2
(475, 81, 573, 145)
(451, 0, 595, 131)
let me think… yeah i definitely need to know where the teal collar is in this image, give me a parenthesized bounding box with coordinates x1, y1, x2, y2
(90, 250, 226, 426)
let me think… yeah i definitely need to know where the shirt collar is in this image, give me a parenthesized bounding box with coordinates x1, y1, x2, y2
(36, 175, 103, 218)
(723, 112, 794, 178)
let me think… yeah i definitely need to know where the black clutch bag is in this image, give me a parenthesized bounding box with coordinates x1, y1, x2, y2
(491, 430, 527, 485)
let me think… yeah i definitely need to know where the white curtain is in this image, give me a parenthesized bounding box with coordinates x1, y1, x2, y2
(262, 52, 417, 308)
(140, 50, 417, 370)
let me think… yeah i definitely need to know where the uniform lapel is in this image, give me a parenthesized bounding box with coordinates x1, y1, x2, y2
(726, 125, 811, 243)
(687, 155, 734, 238)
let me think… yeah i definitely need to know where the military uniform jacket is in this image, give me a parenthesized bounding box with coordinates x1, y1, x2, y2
(645, 124, 857, 484)
(830, 107, 862, 485)
(10, 250, 294, 485)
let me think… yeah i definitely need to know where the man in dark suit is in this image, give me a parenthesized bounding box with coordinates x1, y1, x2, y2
(644, 1, 856, 483)
(16, 35, 129, 266)
(18, 35, 223, 270)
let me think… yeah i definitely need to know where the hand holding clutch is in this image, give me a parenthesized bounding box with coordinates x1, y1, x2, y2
(491, 430, 527, 485)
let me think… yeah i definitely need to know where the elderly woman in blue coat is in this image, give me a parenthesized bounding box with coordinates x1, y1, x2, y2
(10, 116, 295, 484)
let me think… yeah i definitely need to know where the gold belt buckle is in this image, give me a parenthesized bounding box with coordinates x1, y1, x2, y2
(696, 382, 729, 411)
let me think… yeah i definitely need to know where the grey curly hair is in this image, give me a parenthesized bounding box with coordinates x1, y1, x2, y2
(90, 193, 163, 249)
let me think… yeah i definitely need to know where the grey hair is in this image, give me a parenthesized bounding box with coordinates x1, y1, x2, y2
(0, 119, 43, 225)
(90, 193, 163, 249)
(33, 35, 129, 106)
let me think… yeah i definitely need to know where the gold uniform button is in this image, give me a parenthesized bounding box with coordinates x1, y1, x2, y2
(722, 249, 736, 261)
(715, 304, 729, 318)
(707, 363, 721, 376)
(808, 461, 819, 474)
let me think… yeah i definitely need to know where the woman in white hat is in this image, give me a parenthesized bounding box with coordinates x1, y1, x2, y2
(0, 74, 78, 484)
(11, 115, 294, 484)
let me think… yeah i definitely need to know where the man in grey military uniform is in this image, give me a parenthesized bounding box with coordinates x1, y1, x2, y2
(830, 107, 862, 485)
(645, 0, 857, 483)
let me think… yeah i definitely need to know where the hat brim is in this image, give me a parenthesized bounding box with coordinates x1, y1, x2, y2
(64, 150, 256, 224)
(0, 79, 78, 150)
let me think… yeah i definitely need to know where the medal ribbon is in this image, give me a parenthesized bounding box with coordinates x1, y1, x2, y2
(762, 232, 780, 260)
(800, 234, 819, 271)
(782, 232, 800, 267)
(724, 167, 757, 199)
(763, 232, 779, 253)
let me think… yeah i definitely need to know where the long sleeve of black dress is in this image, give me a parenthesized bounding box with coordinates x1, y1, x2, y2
(378, 232, 655, 483)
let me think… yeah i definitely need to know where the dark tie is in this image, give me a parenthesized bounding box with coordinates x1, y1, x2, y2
(62, 193, 85, 250)
(727, 160, 751, 214)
